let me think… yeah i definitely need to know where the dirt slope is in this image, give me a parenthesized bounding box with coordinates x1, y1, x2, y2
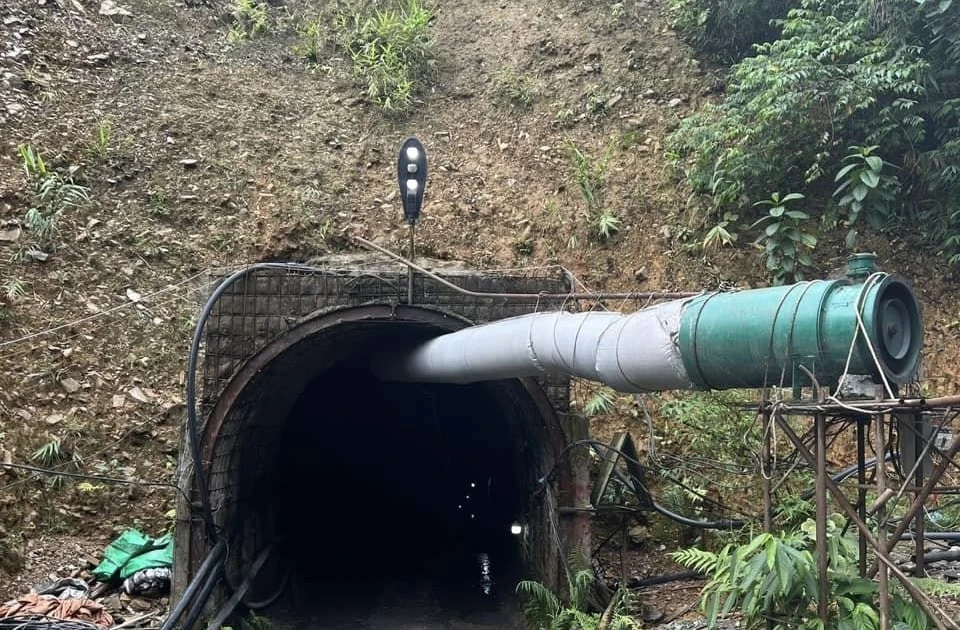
(0, 0, 958, 604)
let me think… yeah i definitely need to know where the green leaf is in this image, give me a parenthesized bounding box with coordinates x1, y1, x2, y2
(835, 163, 858, 182)
(785, 210, 810, 220)
(781, 192, 805, 202)
(775, 546, 792, 596)
(865, 155, 883, 171)
(853, 184, 869, 202)
(860, 169, 880, 188)
(765, 222, 780, 236)
(845, 228, 857, 249)
(770, 205, 785, 217)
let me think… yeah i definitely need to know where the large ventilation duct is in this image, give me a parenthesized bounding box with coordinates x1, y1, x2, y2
(375, 256, 923, 393)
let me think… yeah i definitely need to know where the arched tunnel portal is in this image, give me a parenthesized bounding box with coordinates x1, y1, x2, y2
(176, 304, 576, 627)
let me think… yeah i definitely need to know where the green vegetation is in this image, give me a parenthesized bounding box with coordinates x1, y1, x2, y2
(295, 18, 324, 63)
(563, 140, 623, 242)
(494, 66, 536, 107)
(229, 0, 270, 42)
(18, 144, 90, 253)
(673, 516, 929, 630)
(750, 192, 816, 284)
(831, 145, 900, 249)
(595, 210, 621, 241)
(331, 0, 435, 113)
(567, 140, 608, 213)
(30, 438, 82, 488)
(517, 568, 639, 630)
(666, 0, 960, 274)
(89, 117, 113, 160)
(665, 0, 795, 61)
(584, 386, 617, 417)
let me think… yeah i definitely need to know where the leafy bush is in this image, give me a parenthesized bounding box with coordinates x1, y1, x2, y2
(334, 0, 435, 113)
(750, 192, 816, 284)
(831, 145, 901, 248)
(666, 0, 960, 259)
(664, 0, 796, 61)
(673, 515, 930, 630)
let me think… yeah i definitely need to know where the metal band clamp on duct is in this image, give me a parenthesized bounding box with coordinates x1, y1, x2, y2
(374, 258, 922, 393)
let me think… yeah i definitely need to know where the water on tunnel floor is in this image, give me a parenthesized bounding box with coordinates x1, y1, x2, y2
(258, 355, 531, 629)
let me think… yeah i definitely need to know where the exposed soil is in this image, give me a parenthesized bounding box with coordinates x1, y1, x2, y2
(1, 0, 959, 624)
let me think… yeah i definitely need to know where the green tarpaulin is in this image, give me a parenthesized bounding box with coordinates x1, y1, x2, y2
(92, 529, 173, 582)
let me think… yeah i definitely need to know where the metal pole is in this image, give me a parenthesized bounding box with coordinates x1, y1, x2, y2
(874, 412, 890, 630)
(914, 410, 926, 578)
(815, 412, 829, 621)
(856, 416, 868, 576)
(762, 408, 773, 533)
(407, 223, 415, 305)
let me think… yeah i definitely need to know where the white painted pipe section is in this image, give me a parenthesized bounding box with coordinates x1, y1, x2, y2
(373, 299, 695, 393)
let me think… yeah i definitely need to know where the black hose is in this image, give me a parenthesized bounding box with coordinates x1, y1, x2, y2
(606, 466, 745, 530)
(186, 263, 325, 540)
(627, 570, 704, 588)
(160, 540, 226, 630)
(650, 500, 744, 530)
(179, 561, 225, 630)
(898, 532, 960, 541)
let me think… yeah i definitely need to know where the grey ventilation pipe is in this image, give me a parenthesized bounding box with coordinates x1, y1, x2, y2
(374, 258, 924, 393)
(374, 301, 693, 393)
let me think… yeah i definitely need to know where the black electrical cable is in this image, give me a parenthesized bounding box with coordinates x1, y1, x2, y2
(546, 439, 749, 529)
(159, 540, 226, 630)
(546, 438, 747, 518)
(178, 561, 225, 630)
(0, 461, 192, 505)
(185, 262, 327, 541)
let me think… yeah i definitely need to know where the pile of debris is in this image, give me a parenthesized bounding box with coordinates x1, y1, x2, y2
(0, 530, 172, 630)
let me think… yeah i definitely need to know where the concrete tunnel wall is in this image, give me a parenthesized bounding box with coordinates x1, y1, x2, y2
(173, 265, 580, 616)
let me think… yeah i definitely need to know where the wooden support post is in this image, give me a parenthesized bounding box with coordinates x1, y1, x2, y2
(913, 410, 926, 578)
(564, 414, 592, 567)
(815, 412, 829, 621)
(874, 413, 890, 630)
(856, 416, 868, 576)
(762, 409, 773, 533)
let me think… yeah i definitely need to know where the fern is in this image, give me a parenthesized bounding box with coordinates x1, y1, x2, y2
(672, 547, 725, 575)
(517, 579, 562, 628)
(517, 566, 638, 630)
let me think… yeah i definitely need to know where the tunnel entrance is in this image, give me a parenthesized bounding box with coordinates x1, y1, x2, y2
(178, 300, 575, 629)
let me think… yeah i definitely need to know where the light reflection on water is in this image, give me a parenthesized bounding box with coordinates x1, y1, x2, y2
(477, 552, 493, 595)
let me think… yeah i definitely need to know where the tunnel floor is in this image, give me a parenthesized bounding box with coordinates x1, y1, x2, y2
(240, 354, 533, 629)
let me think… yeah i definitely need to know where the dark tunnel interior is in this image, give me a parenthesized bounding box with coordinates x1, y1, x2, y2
(223, 322, 548, 627)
